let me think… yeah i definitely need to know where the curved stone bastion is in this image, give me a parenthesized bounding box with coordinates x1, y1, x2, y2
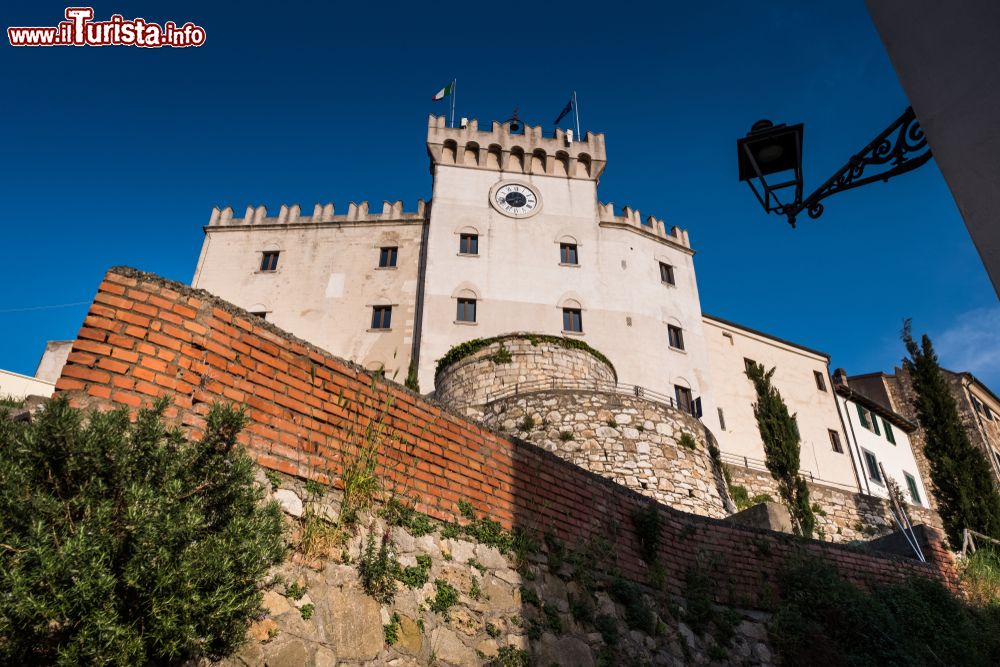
(433, 334, 617, 414)
(434, 335, 732, 518)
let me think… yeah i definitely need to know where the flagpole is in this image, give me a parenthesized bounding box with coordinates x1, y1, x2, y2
(451, 79, 457, 128)
(573, 90, 581, 139)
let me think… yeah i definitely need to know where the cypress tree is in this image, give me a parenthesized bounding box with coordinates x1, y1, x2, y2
(901, 320, 1000, 544)
(746, 362, 816, 538)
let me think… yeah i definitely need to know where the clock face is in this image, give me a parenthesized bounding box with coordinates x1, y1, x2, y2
(490, 182, 541, 218)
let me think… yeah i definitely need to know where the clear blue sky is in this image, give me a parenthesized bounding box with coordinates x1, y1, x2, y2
(2, 1, 997, 388)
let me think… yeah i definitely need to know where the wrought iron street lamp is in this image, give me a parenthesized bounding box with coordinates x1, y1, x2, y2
(737, 107, 933, 227)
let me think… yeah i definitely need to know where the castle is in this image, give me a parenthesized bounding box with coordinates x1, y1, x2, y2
(190, 114, 998, 540)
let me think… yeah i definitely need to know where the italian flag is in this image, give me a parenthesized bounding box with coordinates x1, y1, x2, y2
(432, 80, 454, 101)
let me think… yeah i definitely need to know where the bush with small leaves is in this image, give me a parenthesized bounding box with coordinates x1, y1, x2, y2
(0, 397, 285, 665)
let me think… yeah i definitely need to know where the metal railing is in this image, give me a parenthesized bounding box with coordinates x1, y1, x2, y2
(719, 450, 858, 492)
(480, 377, 700, 417)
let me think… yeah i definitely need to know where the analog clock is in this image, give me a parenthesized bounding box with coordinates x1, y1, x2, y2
(489, 182, 541, 218)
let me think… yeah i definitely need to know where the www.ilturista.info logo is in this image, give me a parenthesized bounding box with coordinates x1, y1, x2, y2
(8, 7, 206, 48)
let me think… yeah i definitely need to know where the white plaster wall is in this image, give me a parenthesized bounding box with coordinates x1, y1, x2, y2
(34, 340, 73, 384)
(838, 394, 930, 507)
(703, 316, 857, 490)
(0, 368, 55, 399)
(192, 221, 424, 382)
(418, 164, 717, 428)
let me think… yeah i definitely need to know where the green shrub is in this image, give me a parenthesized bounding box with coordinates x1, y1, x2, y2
(488, 645, 530, 667)
(678, 432, 697, 450)
(382, 497, 434, 537)
(770, 555, 1000, 666)
(430, 579, 459, 614)
(543, 603, 562, 632)
(630, 504, 662, 564)
(962, 546, 1000, 607)
(0, 397, 285, 665)
(358, 532, 398, 603)
(397, 553, 432, 589)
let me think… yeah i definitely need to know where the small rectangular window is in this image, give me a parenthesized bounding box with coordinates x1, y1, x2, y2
(250, 311, 267, 320)
(562, 308, 582, 333)
(856, 403, 871, 429)
(560, 243, 578, 265)
(378, 246, 398, 268)
(260, 251, 279, 272)
(883, 418, 896, 444)
(863, 450, 883, 484)
(814, 371, 827, 392)
(459, 233, 478, 255)
(667, 325, 685, 350)
(828, 429, 843, 453)
(870, 410, 881, 436)
(718, 407, 726, 431)
(744, 358, 758, 373)
(675, 386, 694, 414)
(659, 262, 675, 285)
(985, 404, 996, 421)
(456, 298, 477, 323)
(904, 472, 922, 505)
(371, 306, 392, 329)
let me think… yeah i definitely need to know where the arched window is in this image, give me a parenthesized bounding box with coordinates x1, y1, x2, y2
(486, 144, 502, 169)
(442, 139, 458, 164)
(507, 147, 525, 173)
(531, 149, 547, 175)
(554, 151, 570, 177)
(452, 285, 480, 324)
(559, 297, 583, 333)
(463, 141, 480, 166)
(576, 153, 592, 178)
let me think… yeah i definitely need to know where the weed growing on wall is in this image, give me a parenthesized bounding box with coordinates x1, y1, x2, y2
(358, 532, 397, 603)
(435, 334, 617, 378)
(745, 362, 816, 538)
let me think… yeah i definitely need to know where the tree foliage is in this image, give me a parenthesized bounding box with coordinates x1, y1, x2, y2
(902, 321, 1000, 544)
(745, 363, 816, 538)
(0, 397, 285, 666)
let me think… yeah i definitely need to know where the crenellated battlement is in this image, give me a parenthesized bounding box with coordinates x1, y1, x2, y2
(207, 199, 430, 227)
(597, 202, 692, 251)
(426, 115, 607, 180)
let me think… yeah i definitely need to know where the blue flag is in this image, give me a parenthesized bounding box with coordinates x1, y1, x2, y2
(554, 99, 574, 125)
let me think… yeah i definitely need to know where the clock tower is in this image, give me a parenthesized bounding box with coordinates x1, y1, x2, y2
(416, 115, 716, 436)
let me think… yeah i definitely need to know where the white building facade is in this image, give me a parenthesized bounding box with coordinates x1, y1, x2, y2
(832, 371, 929, 507)
(702, 314, 859, 491)
(193, 115, 717, 421)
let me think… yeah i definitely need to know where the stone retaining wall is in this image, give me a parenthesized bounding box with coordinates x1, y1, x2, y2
(221, 469, 777, 667)
(483, 390, 732, 519)
(433, 337, 616, 412)
(726, 464, 945, 543)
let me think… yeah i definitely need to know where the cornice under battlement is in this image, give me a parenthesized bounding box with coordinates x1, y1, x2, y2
(597, 202, 693, 253)
(426, 115, 607, 181)
(206, 200, 429, 228)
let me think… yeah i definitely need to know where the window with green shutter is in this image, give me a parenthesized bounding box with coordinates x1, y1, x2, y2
(904, 473, 921, 505)
(856, 403, 870, 429)
(870, 410, 880, 435)
(884, 419, 895, 444)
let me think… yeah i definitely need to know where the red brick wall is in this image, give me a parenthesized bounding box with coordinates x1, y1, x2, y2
(55, 267, 960, 605)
